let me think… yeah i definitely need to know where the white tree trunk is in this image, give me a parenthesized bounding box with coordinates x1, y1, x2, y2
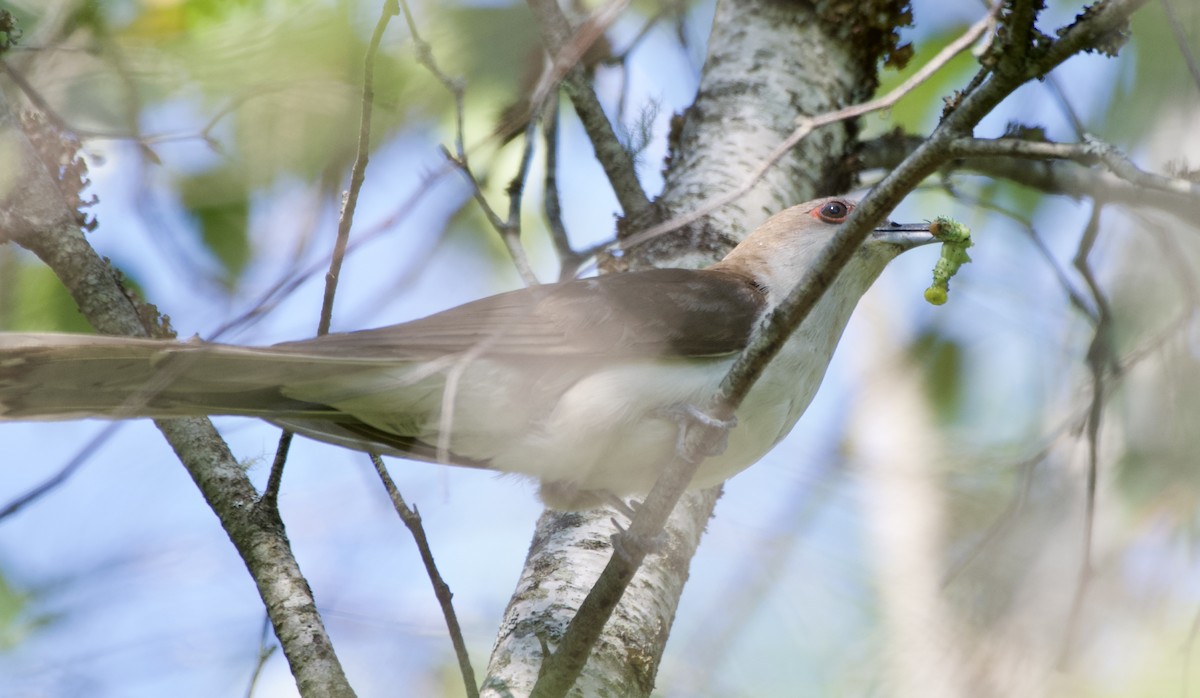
(483, 0, 879, 694)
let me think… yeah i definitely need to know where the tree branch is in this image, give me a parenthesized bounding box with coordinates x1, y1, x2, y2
(372, 455, 479, 698)
(525, 0, 651, 221)
(859, 132, 1200, 221)
(0, 90, 356, 698)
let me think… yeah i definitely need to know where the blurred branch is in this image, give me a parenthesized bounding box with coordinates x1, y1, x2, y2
(859, 132, 1200, 221)
(543, 101, 577, 279)
(1045, 74, 1087, 138)
(942, 448, 1046, 587)
(526, 0, 651, 222)
(605, 3, 674, 119)
(400, 0, 541, 285)
(670, 459, 843, 692)
(371, 455, 479, 698)
(0, 424, 120, 520)
(1059, 204, 1114, 667)
(262, 0, 400, 509)
(948, 189, 1099, 322)
(543, 102, 612, 280)
(243, 615, 279, 698)
(207, 159, 459, 339)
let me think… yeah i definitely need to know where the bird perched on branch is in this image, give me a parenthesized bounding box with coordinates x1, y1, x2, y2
(0, 197, 934, 509)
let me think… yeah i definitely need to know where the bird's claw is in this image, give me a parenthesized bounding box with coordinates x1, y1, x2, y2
(662, 403, 737, 458)
(604, 493, 640, 520)
(609, 517, 667, 562)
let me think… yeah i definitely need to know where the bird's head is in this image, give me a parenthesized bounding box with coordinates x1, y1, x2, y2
(713, 196, 936, 303)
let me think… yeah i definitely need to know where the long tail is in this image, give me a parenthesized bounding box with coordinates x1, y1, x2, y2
(0, 332, 356, 420)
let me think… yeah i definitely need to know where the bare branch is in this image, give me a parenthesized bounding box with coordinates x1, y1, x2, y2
(526, 0, 651, 221)
(320, 0, 399, 336)
(402, 0, 541, 285)
(371, 455, 480, 698)
(946, 136, 1200, 198)
(859, 132, 1200, 221)
(263, 0, 399, 510)
(1058, 204, 1113, 667)
(0, 96, 356, 697)
(542, 102, 579, 279)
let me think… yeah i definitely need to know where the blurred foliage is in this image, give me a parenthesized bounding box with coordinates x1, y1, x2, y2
(1, 0, 570, 287)
(863, 25, 979, 136)
(178, 167, 250, 287)
(909, 328, 966, 422)
(0, 570, 49, 651)
(0, 252, 95, 332)
(1107, 0, 1200, 145)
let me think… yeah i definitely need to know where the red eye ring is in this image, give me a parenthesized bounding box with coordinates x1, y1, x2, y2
(811, 199, 853, 223)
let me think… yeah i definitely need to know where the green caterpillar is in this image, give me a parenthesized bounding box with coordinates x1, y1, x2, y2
(923, 217, 972, 306)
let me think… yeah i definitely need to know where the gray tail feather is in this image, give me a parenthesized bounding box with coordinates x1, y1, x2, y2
(0, 333, 339, 420)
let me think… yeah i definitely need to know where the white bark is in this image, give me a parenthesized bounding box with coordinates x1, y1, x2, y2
(483, 0, 879, 694)
(636, 0, 871, 270)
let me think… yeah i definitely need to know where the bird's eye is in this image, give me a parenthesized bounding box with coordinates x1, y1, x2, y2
(813, 200, 852, 223)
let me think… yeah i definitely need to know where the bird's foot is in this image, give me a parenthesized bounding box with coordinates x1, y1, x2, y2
(604, 492, 640, 520)
(662, 403, 737, 458)
(609, 517, 667, 563)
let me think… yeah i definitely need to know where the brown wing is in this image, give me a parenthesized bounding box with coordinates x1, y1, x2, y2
(271, 268, 767, 359)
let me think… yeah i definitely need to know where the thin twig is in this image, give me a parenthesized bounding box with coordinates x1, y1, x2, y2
(206, 158, 458, 341)
(860, 132, 1200, 222)
(0, 424, 121, 520)
(371, 454, 480, 698)
(243, 615, 279, 698)
(1045, 74, 1086, 138)
(402, 0, 541, 286)
(946, 135, 1200, 199)
(497, 115, 544, 287)
(1058, 203, 1112, 667)
(605, 4, 669, 119)
(319, 0, 398, 337)
(542, 100, 582, 279)
(526, 0, 650, 220)
(953, 189, 1098, 322)
(261, 0, 399, 508)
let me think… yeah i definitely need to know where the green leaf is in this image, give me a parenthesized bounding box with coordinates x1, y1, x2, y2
(0, 256, 95, 333)
(179, 170, 251, 287)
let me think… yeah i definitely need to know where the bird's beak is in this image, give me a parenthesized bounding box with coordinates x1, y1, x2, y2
(872, 221, 936, 251)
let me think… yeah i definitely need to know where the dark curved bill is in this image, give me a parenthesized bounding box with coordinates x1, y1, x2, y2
(872, 221, 936, 250)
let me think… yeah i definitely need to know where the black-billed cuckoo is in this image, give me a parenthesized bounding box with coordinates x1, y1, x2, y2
(0, 197, 934, 509)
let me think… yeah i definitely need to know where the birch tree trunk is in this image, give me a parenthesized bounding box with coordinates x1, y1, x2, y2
(482, 1, 909, 694)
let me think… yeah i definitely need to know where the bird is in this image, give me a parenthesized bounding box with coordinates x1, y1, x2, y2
(0, 197, 934, 509)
